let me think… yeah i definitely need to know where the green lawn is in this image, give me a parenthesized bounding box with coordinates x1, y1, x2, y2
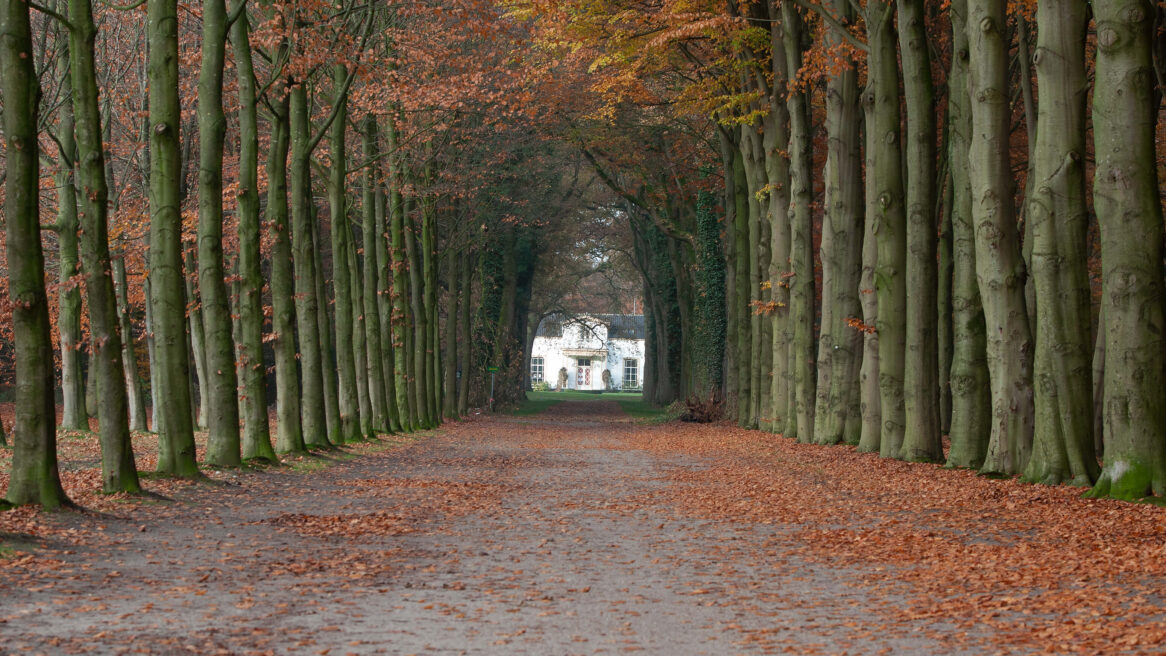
(512, 390, 669, 421)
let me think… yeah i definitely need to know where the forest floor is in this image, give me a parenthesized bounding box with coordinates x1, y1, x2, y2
(1, 399, 1165, 655)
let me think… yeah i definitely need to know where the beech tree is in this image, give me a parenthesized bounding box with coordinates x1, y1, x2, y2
(2, 0, 69, 508)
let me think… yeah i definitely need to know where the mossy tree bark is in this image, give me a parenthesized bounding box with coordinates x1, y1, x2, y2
(69, 0, 142, 490)
(1087, 0, 1166, 499)
(266, 80, 304, 454)
(1023, 0, 1098, 486)
(457, 250, 473, 415)
(783, 3, 816, 442)
(1, 0, 70, 507)
(112, 258, 149, 433)
(866, 0, 908, 458)
(361, 116, 389, 433)
(898, 0, 942, 462)
(149, 0, 199, 476)
(327, 64, 362, 445)
(53, 39, 88, 432)
(311, 203, 342, 445)
(375, 178, 403, 432)
(945, 0, 992, 468)
(230, 3, 275, 461)
(405, 196, 431, 427)
(443, 247, 460, 419)
(692, 191, 726, 401)
(813, 0, 864, 446)
(388, 118, 415, 431)
(197, 0, 241, 466)
(289, 82, 330, 448)
(856, 108, 881, 454)
(966, 0, 1034, 476)
(731, 140, 751, 423)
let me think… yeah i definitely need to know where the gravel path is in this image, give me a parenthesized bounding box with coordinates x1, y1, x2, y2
(0, 401, 1098, 654)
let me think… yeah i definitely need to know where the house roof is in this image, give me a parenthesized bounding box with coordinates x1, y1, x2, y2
(535, 313, 646, 340)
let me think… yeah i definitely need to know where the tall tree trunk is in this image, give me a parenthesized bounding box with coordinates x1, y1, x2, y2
(1, 0, 70, 507)
(945, 0, 992, 468)
(763, 2, 791, 433)
(70, 0, 141, 490)
(719, 130, 739, 410)
(857, 102, 882, 454)
(814, 0, 864, 446)
(230, 4, 274, 461)
(898, 0, 942, 462)
(867, 0, 908, 458)
(312, 203, 341, 444)
(784, 3, 817, 443)
(692, 191, 726, 400)
(1088, 0, 1166, 499)
(375, 179, 402, 432)
(268, 88, 303, 453)
(937, 162, 954, 435)
(388, 119, 415, 430)
(184, 247, 209, 430)
(457, 250, 472, 415)
(328, 65, 361, 444)
(422, 192, 440, 424)
(197, 0, 240, 466)
(289, 83, 330, 448)
(361, 116, 388, 433)
(349, 220, 372, 437)
(405, 198, 430, 427)
(112, 258, 148, 432)
(740, 123, 766, 430)
(966, 0, 1034, 476)
(443, 248, 459, 419)
(54, 42, 88, 431)
(1023, 0, 1098, 486)
(732, 144, 751, 423)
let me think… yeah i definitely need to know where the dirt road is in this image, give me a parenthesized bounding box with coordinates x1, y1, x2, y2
(2, 400, 1164, 654)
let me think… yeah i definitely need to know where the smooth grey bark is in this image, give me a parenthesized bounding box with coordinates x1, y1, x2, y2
(112, 258, 149, 432)
(53, 42, 87, 431)
(945, 0, 992, 468)
(966, 0, 1034, 476)
(898, 0, 942, 462)
(857, 81, 882, 454)
(266, 86, 304, 454)
(1, 0, 70, 507)
(1022, 0, 1098, 486)
(457, 250, 472, 415)
(197, 0, 241, 466)
(230, 3, 274, 461)
(1087, 0, 1166, 499)
(361, 115, 388, 433)
(70, 0, 142, 490)
(327, 65, 361, 445)
(289, 82, 330, 448)
(813, 0, 864, 446)
(783, 2, 816, 442)
(867, 0, 908, 458)
(184, 248, 209, 430)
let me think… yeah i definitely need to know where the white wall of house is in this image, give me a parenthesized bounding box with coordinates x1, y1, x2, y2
(530, 317, 645, 391)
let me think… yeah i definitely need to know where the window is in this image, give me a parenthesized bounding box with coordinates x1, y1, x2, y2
(576, 358, 591, 367)
(531, 357, 544, 383)
(623, 358, 638, 388)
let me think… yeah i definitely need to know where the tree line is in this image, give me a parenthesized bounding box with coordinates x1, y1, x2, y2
(1, 0, 568, 508)
(520, 0, 1166, 501)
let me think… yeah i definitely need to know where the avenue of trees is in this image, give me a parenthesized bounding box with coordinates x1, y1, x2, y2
(2, 0, 1166, 507)
(513, 0, 1166, 502)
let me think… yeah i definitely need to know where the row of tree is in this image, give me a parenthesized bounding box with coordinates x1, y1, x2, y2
(1, 0, 576, 508)
(519, 0, 1166, 500)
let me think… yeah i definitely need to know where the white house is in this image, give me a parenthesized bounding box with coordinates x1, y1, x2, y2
(530, 314, 646, 391)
